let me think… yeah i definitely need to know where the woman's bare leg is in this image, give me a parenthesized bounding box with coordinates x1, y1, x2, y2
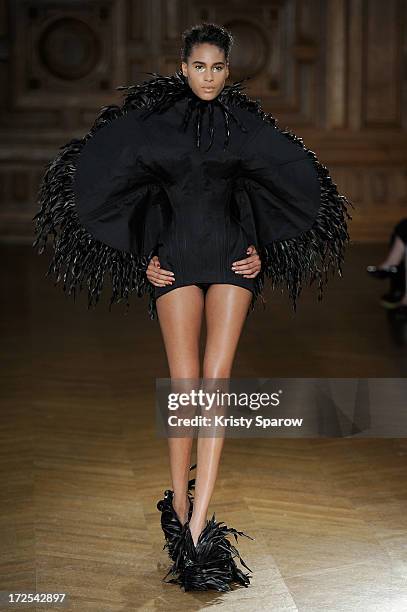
(188, 284, 253, 546)
(380, 235, 406, 267)
(156, 285, 204, 524)
(379, 236, 407, 304)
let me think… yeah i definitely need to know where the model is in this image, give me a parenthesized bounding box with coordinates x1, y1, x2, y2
(367, 218, 407, 316)
(32, 23, 352, 592)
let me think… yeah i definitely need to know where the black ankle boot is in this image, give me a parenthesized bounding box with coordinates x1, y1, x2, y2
(163, 514, 254, 592)
(157, 463, 196, 560)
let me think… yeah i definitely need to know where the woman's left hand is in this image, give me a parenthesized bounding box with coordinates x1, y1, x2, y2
(231, 245, 261, 278)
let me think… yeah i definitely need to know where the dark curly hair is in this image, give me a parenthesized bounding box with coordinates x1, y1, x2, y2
(180, 22, 234, 63)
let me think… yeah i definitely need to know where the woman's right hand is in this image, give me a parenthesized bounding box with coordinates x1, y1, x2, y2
(146, 255, 175, 287)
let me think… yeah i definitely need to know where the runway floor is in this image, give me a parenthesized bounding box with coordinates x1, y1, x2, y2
(1, 242, 407, 611)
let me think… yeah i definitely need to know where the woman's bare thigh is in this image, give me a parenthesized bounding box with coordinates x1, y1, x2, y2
(203, 284, 252, 378)
(156, 285, 205, 378)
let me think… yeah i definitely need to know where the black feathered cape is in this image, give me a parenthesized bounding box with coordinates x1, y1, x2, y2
(32, 69, 352, 319)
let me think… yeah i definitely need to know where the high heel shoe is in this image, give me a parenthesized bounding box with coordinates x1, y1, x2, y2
(157, 463, 196, 561)
(163, 514, 254, 592)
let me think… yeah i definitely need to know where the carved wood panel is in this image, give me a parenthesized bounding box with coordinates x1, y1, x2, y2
(0, 0, 406, 242)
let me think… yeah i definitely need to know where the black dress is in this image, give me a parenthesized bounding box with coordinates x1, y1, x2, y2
(32, 70, 352, 320)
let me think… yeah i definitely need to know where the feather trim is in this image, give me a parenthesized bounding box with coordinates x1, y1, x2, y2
(163, 514, 254, 592)
(32, 72, 190, 318)
(157, 463, 197, 561)
(222, 78, 353, 315)
(31, 69, 239, 319)
(32, 134, 157, 317)
(32, 68, 352, 319)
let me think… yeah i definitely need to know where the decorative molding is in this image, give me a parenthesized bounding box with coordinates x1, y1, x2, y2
(0, 0, 406, 243)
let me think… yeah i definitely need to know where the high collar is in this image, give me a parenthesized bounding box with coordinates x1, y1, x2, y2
(130, 69, 251, 152)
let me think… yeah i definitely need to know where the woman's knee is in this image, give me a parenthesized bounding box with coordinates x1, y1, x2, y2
(202, 365, 232, 379)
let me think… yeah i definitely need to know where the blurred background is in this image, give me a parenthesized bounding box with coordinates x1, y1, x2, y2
(1, 3, 407, 610)
(1, 0, 406, 243)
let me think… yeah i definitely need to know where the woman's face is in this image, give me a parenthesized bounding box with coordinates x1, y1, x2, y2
(181, 43, 229, 101)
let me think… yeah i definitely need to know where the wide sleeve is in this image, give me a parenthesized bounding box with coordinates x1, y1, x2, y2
(32, 107, 166, 318)
(233, 119, 352, 310)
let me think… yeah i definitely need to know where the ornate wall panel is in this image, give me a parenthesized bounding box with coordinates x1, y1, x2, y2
(0, 0, 406, 242)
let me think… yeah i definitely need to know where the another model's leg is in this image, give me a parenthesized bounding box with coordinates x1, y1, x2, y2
(368, 222, 407, 308)
(389, 227, 407, 304)
(399, 256, 407, 306)
(188, 284, 253, 546)
(379, 235, 406, 268)
(380, 232, 407, 304)
(156, 286, 204, 524)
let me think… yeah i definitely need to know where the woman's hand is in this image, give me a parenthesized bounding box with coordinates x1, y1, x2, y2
(231, 245, 261, 278)
(146, 255, 175, 287)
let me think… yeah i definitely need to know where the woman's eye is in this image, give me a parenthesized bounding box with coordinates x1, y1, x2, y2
(194, 65, 223, 72)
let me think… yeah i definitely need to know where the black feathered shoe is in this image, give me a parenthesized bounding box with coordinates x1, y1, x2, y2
(157, 463, 196, 561)
(163, 514, 254, 592)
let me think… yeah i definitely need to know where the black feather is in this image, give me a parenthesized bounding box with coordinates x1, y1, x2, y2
(32, 68, 352, 320)
(221, 77, 353, 317)
(162, 513, 254, 592)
